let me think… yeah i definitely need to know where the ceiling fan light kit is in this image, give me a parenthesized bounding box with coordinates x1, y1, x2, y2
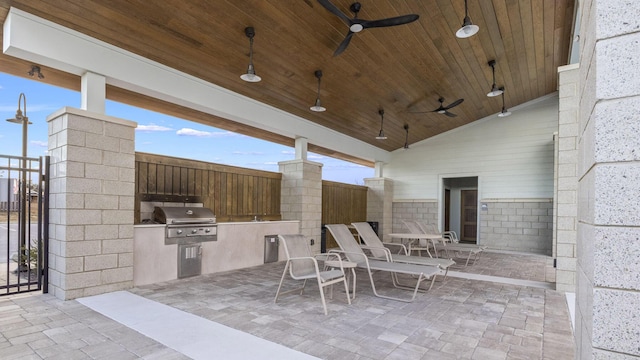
(487, 60, 503, 97)
(240, 27, 261, 83)
(376, 109, 387, 140)
(310, 70, 327, 112)
(456, 0, 479, 38)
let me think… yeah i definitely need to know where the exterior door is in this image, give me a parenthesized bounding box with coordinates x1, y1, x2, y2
(460, 190, 477, 242)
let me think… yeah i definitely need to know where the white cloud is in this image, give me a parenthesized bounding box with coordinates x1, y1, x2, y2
(232, 151, 264, 156)
(281, 150, 295, 155)
(31, 140, 48, 147)
(176, 128, 237, 138)
(136, 124, 173, 132)
(308, 154, 324, 160)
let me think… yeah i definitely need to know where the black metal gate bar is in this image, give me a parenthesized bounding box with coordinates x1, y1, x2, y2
(40, 156, 50, 293)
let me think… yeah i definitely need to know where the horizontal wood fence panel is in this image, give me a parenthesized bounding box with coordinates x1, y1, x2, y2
(135, 152, 281, 223)
(322, 180, 368, 250)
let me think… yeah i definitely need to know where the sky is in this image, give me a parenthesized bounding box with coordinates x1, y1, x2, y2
(0, 73, 373, 184)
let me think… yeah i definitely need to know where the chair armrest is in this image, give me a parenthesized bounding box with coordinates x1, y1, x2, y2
(381, 241, 409, 256)
(359, 245, 392, 261)
(315, 252, 347, 271)
(328, 249, 370, 265)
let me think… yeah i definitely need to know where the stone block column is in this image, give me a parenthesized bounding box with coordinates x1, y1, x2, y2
(556, 64, 579, 293)
(279, 159, 322, 253)
(47, 107, 136, 300)
(364, 177, 393, 241)
(575, 1, 640, 358)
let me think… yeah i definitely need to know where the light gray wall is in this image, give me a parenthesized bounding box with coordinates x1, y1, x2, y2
(385, 95, 558, 253)
(386, 95, 558, 201)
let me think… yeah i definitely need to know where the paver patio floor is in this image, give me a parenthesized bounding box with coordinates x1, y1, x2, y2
(1, 251, 574, 359)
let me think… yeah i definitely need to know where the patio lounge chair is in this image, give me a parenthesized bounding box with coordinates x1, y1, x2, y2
(325, 224, 440, 302)
(274, 234, 351, 315)
(411, 221, 487, 266)
(350, 222, 455, 279)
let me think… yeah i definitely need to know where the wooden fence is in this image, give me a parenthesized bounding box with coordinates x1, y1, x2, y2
(135, 152, 281, 223)
(322, 180, 368, 249)
(135, 153, 369, 243)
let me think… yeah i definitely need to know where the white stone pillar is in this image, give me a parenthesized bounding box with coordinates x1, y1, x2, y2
(556, 64, 579, 293)
(279, 159, 322, 253)
(47, 107, 136, 300)
(81, 71, 106, 114)
(364, 177, 393, 242)
(575, 1, 640, 358)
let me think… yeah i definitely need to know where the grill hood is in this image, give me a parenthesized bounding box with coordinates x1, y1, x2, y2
(153, 206, 216, 225)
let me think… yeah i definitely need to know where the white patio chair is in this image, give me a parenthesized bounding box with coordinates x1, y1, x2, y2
(274, 234, 351, 315)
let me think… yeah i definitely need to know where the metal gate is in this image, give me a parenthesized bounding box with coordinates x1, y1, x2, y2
(1, 154, 49, 296)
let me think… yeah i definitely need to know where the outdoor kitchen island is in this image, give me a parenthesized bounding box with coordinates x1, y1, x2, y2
(133, 220, 300, 286)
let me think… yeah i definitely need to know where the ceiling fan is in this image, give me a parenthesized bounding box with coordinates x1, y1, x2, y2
(317, 0, 420, 56)
(411, 97, 464, 117)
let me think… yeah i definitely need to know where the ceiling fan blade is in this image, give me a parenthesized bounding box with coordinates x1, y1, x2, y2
(362, 14, 419, 29)
(333, 31, 354, 56)
(444, 111, 457, 117)
(444, 98, 464, 110)
(317, 0, 352, 24)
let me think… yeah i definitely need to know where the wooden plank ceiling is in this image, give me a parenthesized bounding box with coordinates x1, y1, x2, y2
(0, 0, 575, 166)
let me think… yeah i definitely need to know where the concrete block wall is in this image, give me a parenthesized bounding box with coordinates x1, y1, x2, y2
(556, 64, 580, 293)
(279, 159, 322, 253)
(364, 177, 393, 242)
(47, 107, 136, 300)
(575, 1, 640, 358)
(479, 199, 553, 255)
(392, 200, 438, 234)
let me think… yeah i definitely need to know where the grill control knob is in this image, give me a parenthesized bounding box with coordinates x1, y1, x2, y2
(191, 229, 198, 234)
(205, 228, 211, 233)
(176, 229, 183, 235)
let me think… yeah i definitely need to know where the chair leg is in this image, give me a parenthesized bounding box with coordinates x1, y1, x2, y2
(317, 279, 328, 315)
(300, 279, 308, 295)
(342, 276, 352, 305)
(274, 262, 290, 303)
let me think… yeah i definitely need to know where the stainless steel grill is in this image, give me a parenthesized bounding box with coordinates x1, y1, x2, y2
(153, 206, 217, 245)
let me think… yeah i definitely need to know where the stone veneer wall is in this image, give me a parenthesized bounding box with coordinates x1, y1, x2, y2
(364, 178, 393, 242)
(392, 200, 438, 234)
(574, 1, 640, 358)
(279, 159, 322, 253)
(479, 199, 553, 255)
(556, 65, 579, 293)
(47, 107, 136, 300)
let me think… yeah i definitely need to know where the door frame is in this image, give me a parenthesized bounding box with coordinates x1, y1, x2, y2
(438, 174, 481, 244)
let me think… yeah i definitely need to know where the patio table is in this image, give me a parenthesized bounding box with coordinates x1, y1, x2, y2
(387, 233, 443, 258)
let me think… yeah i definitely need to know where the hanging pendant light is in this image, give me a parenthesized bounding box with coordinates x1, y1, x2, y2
(240, 27, 261, 83)
(309, 70, 326, 112)
(498, 87, 511, 117)
(487, 60, 503, 97)
(403, 124, 410, 149)
(456, 0, 479, 38)
(376, 109, 387, 140)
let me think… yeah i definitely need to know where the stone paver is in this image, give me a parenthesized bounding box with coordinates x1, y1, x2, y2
(0, 252, 574, 359)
